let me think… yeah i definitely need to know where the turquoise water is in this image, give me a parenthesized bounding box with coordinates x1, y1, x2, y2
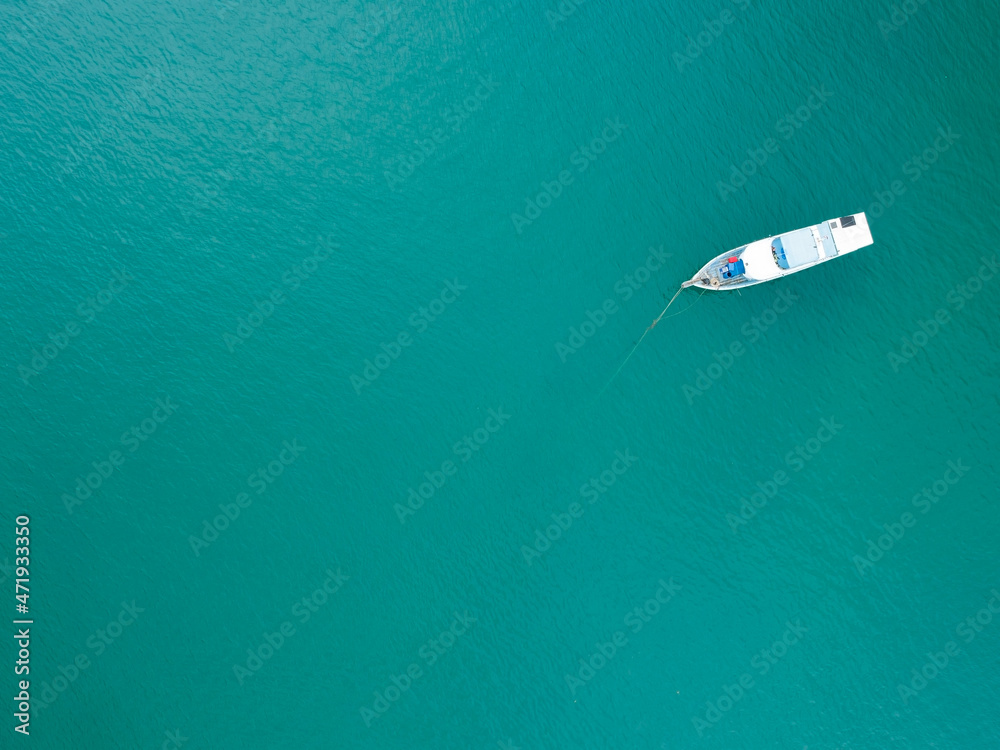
(2, 0, 999, 747)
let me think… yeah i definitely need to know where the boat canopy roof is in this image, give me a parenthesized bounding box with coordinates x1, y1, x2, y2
(772, 228, 819, 269)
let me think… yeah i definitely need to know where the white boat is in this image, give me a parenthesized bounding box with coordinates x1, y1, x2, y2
(682, 212, 874, 290)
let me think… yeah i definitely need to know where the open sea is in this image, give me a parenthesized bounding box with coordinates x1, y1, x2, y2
(1, 0, 998, 747)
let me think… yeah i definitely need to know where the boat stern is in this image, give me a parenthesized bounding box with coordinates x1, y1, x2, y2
(829, 212, 873, 255)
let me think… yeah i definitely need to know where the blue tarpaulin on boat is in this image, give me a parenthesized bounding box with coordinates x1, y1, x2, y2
(721, 259, 745, 278)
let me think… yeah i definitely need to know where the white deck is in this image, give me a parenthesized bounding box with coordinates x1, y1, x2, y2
(829, 212, 874, 255)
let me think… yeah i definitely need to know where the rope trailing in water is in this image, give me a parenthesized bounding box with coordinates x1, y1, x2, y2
(598, 284, 702, 396)
(651, 284, 687, 327)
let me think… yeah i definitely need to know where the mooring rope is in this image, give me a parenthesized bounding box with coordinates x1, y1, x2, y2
(598, 284, 705, 396)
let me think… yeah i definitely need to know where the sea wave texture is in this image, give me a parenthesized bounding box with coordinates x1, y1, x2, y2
(1, 0, 998, 747)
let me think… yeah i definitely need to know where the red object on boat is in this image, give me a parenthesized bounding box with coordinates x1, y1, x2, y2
(728, 257, 738, 263)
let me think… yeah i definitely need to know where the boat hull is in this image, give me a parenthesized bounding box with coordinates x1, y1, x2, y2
(686, 212, 873, 291)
